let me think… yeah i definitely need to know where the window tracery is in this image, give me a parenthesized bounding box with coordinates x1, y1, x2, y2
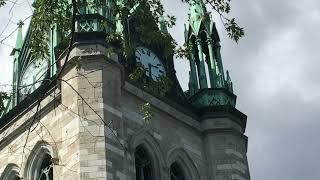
(38, 154, 53, 180)
(24, 142, 54, 180)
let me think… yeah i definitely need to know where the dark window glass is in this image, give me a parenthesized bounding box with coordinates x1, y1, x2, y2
(135, 145, 153, 180)
(170, 162, 186, 180)
(38, 154, 53, 180)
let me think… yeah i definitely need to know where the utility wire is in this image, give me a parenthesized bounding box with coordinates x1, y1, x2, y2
(0, 0, 20, 39)
(0, 14, 33, 45)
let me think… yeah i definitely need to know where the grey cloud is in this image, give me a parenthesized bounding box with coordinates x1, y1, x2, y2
(246, 88, 320, 180)
(165, 0, 320, 180)
(0, 0, 318, 179)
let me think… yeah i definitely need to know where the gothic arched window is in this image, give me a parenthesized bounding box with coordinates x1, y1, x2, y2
(170, 162, 186, 180)
(135, 145, 153, 180)
(0, 164, 21, 180)
(24, 142, 54, 180)
(38, 154, 53, 180)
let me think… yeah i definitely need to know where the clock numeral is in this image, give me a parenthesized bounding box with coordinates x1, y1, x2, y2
(136, 56, 141, 61)
(147, 50, 151, 56)
(141, 49, 145, 54)
(159, 70, 164, 73)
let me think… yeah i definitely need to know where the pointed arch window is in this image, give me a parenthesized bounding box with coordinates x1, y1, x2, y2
(25, 142, 54, 180)
(0, 164, 21, 180)
(38, 154, 53, 180)
(135, 145, 153, 180)
(170, 162, 186, 180)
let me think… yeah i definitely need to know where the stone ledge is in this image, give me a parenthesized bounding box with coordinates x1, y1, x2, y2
(123, 82, 201, 131)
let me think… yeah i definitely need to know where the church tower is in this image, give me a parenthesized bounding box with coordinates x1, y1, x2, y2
(185, 1, 250, 180)
(186, 0, 235, 107)
(0, 1, 250, 180)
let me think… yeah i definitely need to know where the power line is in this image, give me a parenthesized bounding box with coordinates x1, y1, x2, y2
(25, 0, 33, 12)
(8, 0, 19, 14)
(0, 0, 19, 38)
(0, 14, 33, 45)
(0, 12, 14, 39)
(0, 41, 14, 48)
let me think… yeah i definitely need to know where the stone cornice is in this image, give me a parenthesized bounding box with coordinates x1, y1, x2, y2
(123, 81, 202, 131)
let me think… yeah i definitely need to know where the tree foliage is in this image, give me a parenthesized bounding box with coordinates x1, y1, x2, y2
(0, 0, 5, 7)
(30, 0, 71, 59)
(26, 0, 244, 59)
(0, 92, 9, 113)
(185, 0, 244, 42)
(0, 0, 6, 7)
(0, 0, 244, 117)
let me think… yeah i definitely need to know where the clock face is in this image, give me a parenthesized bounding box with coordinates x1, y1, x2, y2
(20, 59, 49, 96)
(135, 46, 166, 81)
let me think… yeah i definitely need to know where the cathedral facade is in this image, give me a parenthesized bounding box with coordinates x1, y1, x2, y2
(0, 0, 250, 180)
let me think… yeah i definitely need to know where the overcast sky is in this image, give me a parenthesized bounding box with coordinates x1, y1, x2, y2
(1, 0, 320, 179)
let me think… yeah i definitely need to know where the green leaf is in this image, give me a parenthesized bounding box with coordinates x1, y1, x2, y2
(0, 92, 9, 113)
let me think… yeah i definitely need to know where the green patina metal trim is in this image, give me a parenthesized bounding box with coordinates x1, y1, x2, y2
(189, 88, 237, 107)
(185, 0, 235, 108)
(207, 37, 217, 88)
(196, 38, 208, 89)
(188, 43, 199, 96)
(50, 25, 58, 78)
(214, 42, 225, 87)
(189, 0, 207, 36)
(226, 70, 233, 93)
(10, 21, 24, 108)
(159, 15, 168, 34)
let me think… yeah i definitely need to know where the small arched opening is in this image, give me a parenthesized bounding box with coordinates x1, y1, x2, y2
(0, 163, 21, 180)
(24, 142, 55, 180)
(170, 162, 186, 180)
(166, 148, 200, 180)
(135, 145, 153, 180)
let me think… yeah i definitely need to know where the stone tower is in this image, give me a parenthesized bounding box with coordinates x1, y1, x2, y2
(0, 1, 250, 180)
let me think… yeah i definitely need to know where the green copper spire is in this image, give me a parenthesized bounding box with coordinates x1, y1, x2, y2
(115, 1, 141, 35)
(189, 0, 207, 36)
(49, 25, 58, 77)
(115, 0, 126, 34)
(10, 20, 24, 107)
(196, 38, 208, 89)
(15, 21, 23, 50)
(10, 21, 23, 56)
(185, 1, 236, 107)
(159, 15, 168, 33)
(226, 70, 233, 93)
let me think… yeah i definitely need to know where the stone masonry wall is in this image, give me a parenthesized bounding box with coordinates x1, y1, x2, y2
(0, 44, 250, 180)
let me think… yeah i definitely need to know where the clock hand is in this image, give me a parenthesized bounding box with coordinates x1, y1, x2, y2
(148, 63, 152, 78)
